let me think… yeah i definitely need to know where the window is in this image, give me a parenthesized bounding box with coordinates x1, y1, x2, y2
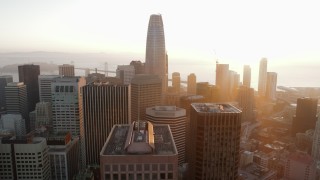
(160, 173, 166, 179)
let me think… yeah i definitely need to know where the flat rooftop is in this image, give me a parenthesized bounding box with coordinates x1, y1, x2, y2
(192, 103, 241, 113)
(102, 121, 177, 156)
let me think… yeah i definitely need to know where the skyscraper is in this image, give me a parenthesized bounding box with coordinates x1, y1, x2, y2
(146, 106, 187, 165)
(265, 72, 277, 101)
(59, 64, 75, 77)
(237, 86, 255, 122)
(188, 103, 241, 179)
(116, 65, 135, 85)
(51, 76, 86, 137)
(243, 65, 251, 87)
(172, 72, 181, 93)
(35, 102, 52, 128)
(5, 82, 29, 132)
(0, 136, 51, 180)
(258, 58, 268, 97)
(187, 73, 196, 95)
(145, 14, 167, 93)
(38, 75, 62, 102)
(0, 75, 13, 113)
(131, 74, 162, 122)
(312, 117, 320, 162)
(18, 64, 40, 112)
(216, 63, 229, 101)
(292, 97, 318, 136)
(80, 82, 131, 166)
(0, 114, 26, 136)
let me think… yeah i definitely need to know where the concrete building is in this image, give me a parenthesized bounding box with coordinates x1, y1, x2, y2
(59, 64, 75, 77)
(237, 86, 255, 122)
(265, 72, 277, 101)
(18, 64, 40, 112)
(188, 103, 241, 180)
(145, 14, 168, 93)
(5, 82, 29, 133)
(116, 65, 135, 85)
(0, 75, 13, 113)
(312, 117, 320, 162)
(0, 135, 51, 179)
(258, 58, 268, 97)
(187, 73, 196, 95)
(172, 72, 181, 94)
(216, 63, 229, 101)
(100, 121, 178, 180)
(146, 106, 187, 165)
(47, 132, 80, 180)
(35, 101, 52, 128)
(239, 163, 277, 180)
(292, 97, 318, 136)
(284, 152, 316, 180)
(38, 75, 62, 102)
(243, 65, 251, 88)
(0, 114, 26, 136)
(131, 74, 162, 122)
(80, 82, 131, 166)
(130, 60, 145, 74)
(51, 76, 86, 137)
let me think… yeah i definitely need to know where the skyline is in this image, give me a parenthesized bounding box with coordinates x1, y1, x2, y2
(0, 0, 320, 88)
(1, 1, 320, 65)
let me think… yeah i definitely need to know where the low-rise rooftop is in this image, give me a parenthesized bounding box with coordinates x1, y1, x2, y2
(192, 103, 241, 113)
(102, 121, 177, 156)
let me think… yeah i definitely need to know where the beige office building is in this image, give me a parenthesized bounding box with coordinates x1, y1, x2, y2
(146, 106, 186, 165)
(100, 121, 178, 180)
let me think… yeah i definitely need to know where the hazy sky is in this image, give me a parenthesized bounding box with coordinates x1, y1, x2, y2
(1, 0, 320, 67)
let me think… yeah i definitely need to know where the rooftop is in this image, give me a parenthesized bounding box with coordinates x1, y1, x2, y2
(102, 121, 177, 156)
(192, 103, 241, 113)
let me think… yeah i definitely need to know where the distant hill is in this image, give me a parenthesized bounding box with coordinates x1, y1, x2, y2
(0, 62, 58, 73)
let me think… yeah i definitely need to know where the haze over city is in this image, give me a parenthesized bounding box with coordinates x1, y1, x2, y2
(0, 0, 320, 88)
(1, 1, 320, 180)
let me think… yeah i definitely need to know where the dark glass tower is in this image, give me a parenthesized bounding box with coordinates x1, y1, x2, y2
(145, 14, 167, 93)
(18, 64, 40, 112)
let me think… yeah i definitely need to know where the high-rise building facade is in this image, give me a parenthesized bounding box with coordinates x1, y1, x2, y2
(258, 58, 268, 97)
(187, 73, 196, 95)
(265, 72, 277, 101)
(0, 114, 26, 136)
(216, 63, 229, 101)
(312, 117, 320, 162)
(172, 72, 181, 94)
(35, 102, 52, 128)
(18, 64, 40, 113)
(51, 77, 86, 137)
(59, 64, 75, 77)
(0, 136, 51, 180)
(38, 75, 62, 102)
(0, 75, 13, 113)
(5, 82, 29, 132)
(188, 103, 241, 180)
(116, 65, 135, 85)
(237, 86, 255, 122)
(146, 106, 187, 165)
(80, 82, 131, 166)
(243, 65, 251, 87)
(100, 121, 178, 180)
(284, 152, 316, 180)
(47, 132, 80, 180)
(145, 14, 168, 93)
(292, 97, 318, 136)
(131, 74, 162, 122)
(130, 60, 145, 74)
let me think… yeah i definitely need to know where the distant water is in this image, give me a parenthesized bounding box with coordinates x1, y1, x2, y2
(1, 58, 320, 89)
